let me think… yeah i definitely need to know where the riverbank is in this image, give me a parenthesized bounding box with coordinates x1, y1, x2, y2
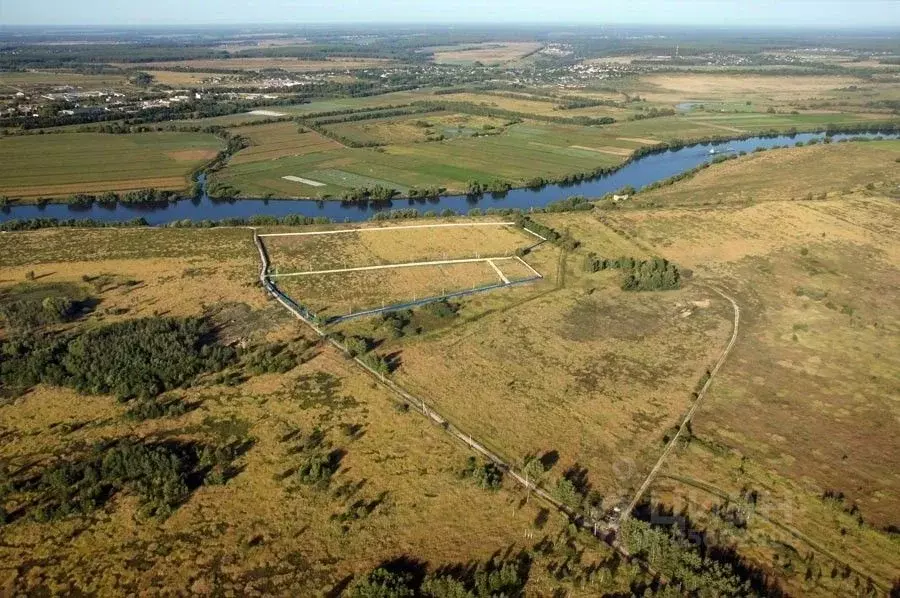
(2, 130, 897, 226)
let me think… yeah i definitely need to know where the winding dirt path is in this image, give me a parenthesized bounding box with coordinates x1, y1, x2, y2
(619, 285, 741, 522)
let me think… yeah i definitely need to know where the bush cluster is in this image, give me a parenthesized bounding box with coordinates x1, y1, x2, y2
(24, 439, 238, 521)
(583, 254, 681, 291)
(460, 456, 504, 490)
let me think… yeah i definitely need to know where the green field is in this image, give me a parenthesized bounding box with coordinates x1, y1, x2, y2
(214, 94, 899, 199)
(212, 120, 636, 198)
(0, 132, 223, 200)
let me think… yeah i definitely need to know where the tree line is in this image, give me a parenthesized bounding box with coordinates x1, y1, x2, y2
(514, 215, 580, 250)
(583, 254, 681, 291)
(414, 100, 616, 126)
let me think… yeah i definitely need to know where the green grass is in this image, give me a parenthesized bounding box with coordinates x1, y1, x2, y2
(212, 120, 633, 198)
(0, 132, 222, 199)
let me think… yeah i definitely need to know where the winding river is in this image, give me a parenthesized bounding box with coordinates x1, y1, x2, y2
(1, 132, 895, 226)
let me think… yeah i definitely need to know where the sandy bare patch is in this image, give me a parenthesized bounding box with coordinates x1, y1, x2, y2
(282, 176, 326, 187)
(248, 109, 287, 117)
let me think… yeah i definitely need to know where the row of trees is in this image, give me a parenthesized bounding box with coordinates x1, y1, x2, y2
(620, 518, 759, 596)
(514, 215, 580, 250)
(60, 188, 183, 207)
(415, 100, 616, 126)
(349, 552, 531, 598)
(341, 184, 400, 202)
(304, 104, 441, 127)
(543, 195, 593, 213)
(466, 179, 512, 196)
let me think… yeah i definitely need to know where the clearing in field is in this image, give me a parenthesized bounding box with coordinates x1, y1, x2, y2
(320, 112, 513, 146)
(638, 73, 864, 105)
(0, 132, 222, 200)
(431, 42, 543, 65)
(261, 221, 541, 321)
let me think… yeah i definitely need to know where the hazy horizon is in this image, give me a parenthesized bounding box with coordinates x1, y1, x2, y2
(1, 0, 898, 28)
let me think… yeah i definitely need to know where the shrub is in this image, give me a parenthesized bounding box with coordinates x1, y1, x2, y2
(296, 451, 339, 487)
(343, 335, 373, 357)
(460, 456, 504, 490)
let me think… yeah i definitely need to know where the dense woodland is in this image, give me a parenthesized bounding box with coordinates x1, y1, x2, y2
(0, 314, 235, 400)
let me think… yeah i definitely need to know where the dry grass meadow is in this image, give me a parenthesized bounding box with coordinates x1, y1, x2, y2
(347, 220, 738, 510)
(263, 222, 540, 318)
(602, 145, 900, 595)
(262, 221, 532, 272)
(431, 42, 543, 65)
(276, 261, 508, 317)
(639, 73, 865, 104)
(625, 141, 900, 210)
(0, 226, 598, 596)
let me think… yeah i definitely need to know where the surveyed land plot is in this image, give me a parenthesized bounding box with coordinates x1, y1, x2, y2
(275, 260, 513, 318)
(262, 222, 541, 319)
(262, 222, 533, 272)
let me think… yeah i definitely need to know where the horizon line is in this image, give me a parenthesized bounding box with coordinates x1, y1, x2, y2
(1, 22, 899, 30)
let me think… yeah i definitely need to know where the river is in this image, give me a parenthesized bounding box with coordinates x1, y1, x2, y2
(1, 132, 895, 226)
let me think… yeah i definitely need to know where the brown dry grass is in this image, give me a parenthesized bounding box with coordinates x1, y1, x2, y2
(262, 222, 532, 272)
(639, 73, 864, 103)
(0, 228, 265, 325)
(0, 226, 580, 596)
(630, 141, 900, 211)
(0, 341, 564, 595)
(276, 261, 507, 317)
(167, 149, 220, 162)
(356, 226, 736, 508)
(600, 144, 900, 594)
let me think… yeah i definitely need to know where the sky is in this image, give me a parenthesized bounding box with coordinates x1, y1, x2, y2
(0, 0, 898, 27)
